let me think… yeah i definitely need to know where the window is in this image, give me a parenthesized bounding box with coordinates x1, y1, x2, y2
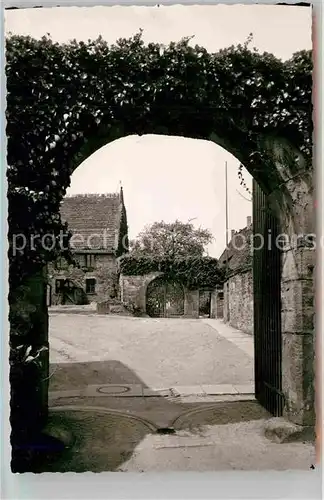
(88, 254, 96, 268)
(85, 254, 96, 269)
(85, 278, 96, 294)
(75, 254, 96, 269)
(55, 279, 66, 294)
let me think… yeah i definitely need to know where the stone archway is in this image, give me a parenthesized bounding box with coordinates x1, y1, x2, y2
(7, 34, 314, 433)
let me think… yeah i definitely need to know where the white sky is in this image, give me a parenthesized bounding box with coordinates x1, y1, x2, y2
(5, 5, 312, 257)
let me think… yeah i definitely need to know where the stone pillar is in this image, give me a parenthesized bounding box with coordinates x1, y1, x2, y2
(119, 274, 124, 303)
(10, 268, 50, 470)
(140, 272, 164, 314)
(210, 290, 217, 318)
(223, 281, 230, 323)
(216, 291, 224, 319)
(184, 289, 199, 318)
(281, 245, 315, 426)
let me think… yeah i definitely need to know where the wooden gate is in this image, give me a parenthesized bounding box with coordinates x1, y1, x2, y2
(146, 277, 184, 318)
(253, 180, 284, 416)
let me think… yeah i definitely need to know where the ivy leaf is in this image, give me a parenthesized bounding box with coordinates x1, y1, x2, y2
(6, 32, 312, 292)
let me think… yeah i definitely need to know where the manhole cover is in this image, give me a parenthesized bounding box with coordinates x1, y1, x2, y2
(97, 385, 130, 395)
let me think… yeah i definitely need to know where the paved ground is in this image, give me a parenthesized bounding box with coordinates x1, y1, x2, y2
(49, 315, 254, 389)
(41, 405, 315, 472)
(46, 314, 315, 472)
(118, 421, 315, 472)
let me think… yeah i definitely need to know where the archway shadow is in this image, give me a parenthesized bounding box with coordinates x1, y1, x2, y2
(37, 359, 270, 472)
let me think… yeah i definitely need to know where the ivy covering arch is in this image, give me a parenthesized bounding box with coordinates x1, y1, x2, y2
(6, 31, 312, 289)
(119, 255, 225, 290)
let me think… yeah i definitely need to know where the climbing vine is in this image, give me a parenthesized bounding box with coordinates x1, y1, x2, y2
(238, 163, 253, 198)
(6, 32, 312, 290)
(119, 255, 225, 289)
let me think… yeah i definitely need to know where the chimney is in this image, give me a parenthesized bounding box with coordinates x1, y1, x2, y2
(231, 230, 235, 240)
(247, 216, 252, 227)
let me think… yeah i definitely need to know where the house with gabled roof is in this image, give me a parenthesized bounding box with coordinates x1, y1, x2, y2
(49, 186, 128, 305)
(218, 216, 253, 334)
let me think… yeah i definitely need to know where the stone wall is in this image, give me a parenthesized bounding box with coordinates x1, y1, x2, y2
(120, 272, 163, 312)
(94, 253, 116, 268)
(50, 253, 117, 305)
(120, 272, 200, 318)
(184, 289, 199, 318)
(210, 289, 224, 319)
(280, 244, 315, 426)
(93, 254, 118, 301)
(216, 291, 224, 319)
(223, 269, 253, 335)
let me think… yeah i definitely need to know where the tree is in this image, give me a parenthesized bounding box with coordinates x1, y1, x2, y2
(129, 220, 214, 259)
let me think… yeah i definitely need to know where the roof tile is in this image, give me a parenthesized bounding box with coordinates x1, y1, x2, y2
(219, 225, 253, 275)
(60, 193, 121, 252)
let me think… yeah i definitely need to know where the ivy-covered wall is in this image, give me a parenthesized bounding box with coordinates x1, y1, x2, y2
(120, 272, 162, 312)
(118, 255, 224, 290)
(118, 255, 224, 318)
(119, 271, 201, 318)
(9, 270, 50, 471)
(6, 33, 312, 296)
